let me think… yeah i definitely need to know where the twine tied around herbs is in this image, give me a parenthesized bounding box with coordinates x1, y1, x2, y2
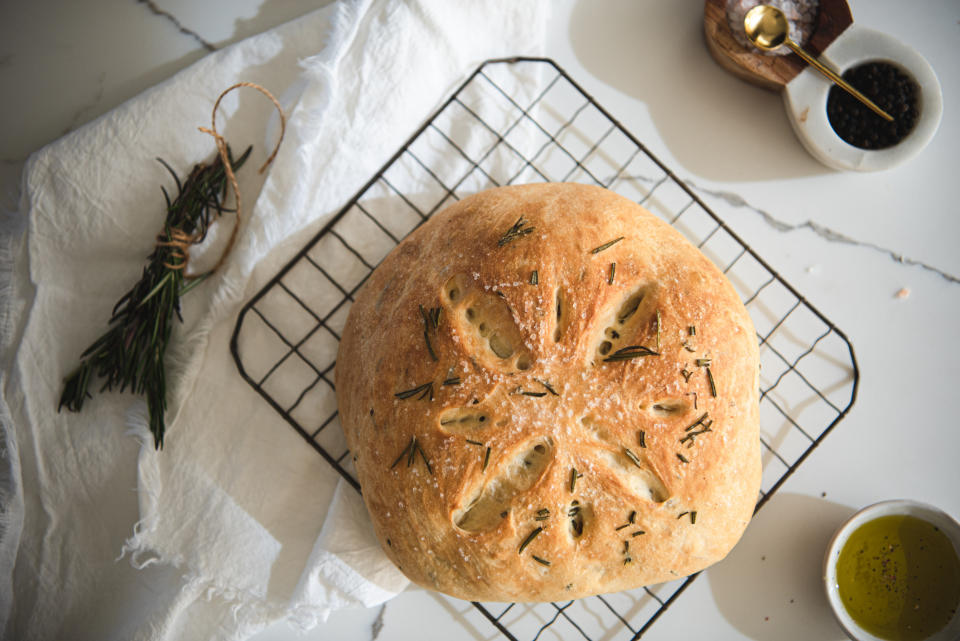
(58, 82, 286, 449)
(165, 82, 287, 277)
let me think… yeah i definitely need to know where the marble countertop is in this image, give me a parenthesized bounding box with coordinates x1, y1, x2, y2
(3, 1, 958, 640)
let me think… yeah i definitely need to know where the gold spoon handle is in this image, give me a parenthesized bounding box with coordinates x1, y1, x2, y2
(784, 39, 894, 122)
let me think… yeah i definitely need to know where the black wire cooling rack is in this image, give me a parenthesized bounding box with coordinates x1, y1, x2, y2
(230, 57, 859, 641)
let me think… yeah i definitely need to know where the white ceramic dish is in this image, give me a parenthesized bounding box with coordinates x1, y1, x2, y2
(783, 24, 943, 172)
(823, 499, 960, 641)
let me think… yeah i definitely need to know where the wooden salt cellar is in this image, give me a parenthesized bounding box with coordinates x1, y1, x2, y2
(703, 0, 853, 91)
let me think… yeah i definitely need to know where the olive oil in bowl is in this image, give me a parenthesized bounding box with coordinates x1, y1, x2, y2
(825, 501, 960, 641)
(837, 515, 960, 640)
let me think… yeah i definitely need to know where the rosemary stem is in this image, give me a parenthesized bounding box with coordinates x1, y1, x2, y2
(140, 271, 175, 307)
(178, 271, 211, 297)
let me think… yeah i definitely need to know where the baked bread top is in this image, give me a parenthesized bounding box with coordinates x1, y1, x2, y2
(335, 183, 761, 602)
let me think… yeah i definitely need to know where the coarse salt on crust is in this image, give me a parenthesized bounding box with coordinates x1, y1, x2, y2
(336, 183, 761, 602)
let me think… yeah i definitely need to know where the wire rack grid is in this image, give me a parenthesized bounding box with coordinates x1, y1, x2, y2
(230, 57, 859, 641)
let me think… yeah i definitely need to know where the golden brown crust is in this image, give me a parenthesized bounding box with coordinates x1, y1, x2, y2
(335, 183, 760, 602)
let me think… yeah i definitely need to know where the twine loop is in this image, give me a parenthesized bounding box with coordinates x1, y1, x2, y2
(160, 82, 286, 276)
(157, 228, 196, 270)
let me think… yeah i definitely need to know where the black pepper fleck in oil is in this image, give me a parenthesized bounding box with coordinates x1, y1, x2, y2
(836, 514, 960, 640)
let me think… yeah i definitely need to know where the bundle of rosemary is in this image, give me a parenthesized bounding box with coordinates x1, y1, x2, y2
(58, 146, 252, 449)
(57, 82, 285, 450)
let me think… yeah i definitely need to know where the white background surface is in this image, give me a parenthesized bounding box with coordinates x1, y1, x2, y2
(2, 1, 958, 640)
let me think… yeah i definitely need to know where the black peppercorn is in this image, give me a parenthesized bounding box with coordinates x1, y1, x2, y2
(827, 61, 919, 150)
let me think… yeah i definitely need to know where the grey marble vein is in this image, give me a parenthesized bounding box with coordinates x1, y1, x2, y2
(136, 0, 217, 52)
(689, 181, 960, 285)
(371, 604, 386, 640)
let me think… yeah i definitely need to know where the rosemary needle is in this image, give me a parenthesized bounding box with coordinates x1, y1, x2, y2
(518, 527, 543, 554)
(499, 216, 534, 247)
(395, 381, 433, 400)
(535, 379, 559, 396)
(603, 345, 659, 362)
(590, 236, 624, 254)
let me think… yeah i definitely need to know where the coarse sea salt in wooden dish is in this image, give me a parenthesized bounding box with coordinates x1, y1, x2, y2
(704, 0, 847, 91)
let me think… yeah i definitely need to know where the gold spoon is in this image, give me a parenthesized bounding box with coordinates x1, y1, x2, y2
(744, 5, 893, 121)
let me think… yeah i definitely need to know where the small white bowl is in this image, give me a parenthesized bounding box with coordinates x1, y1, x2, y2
(783, 24, 943, 171)
(823, 499, 960, 641)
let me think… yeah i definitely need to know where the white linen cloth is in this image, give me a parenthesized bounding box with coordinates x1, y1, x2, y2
(0, 1, 548, 639)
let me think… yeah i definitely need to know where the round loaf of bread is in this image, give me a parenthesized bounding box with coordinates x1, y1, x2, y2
(336, 183, 760, 602)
